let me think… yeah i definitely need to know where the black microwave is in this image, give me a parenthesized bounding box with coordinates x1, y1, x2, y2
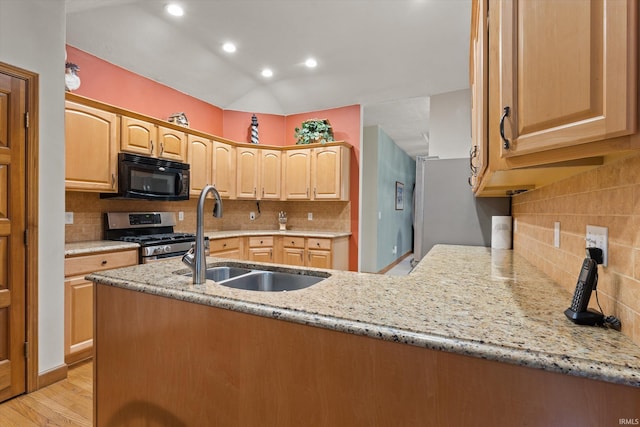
(101, 153, 190, 201)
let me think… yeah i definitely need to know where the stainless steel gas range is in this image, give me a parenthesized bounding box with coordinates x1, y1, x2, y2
(104, 212, 207, 264)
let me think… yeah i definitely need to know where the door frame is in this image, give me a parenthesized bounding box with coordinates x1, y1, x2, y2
(0, 62, 39, 393)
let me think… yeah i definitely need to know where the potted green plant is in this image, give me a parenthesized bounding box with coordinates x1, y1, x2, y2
(294, 119, 335, 144)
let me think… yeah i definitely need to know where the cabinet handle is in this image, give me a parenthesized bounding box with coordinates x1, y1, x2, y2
(269, 249, 272, 259)
(150, 140, 154, 154)
(160, 142, 165, 155)
(468, 176, 473, 187)
(306, 188, 309, 197)
(499, 106, 511, 149)
(314, 188, 317, 198)
(469, 145, 478, 175)
(262, 188, 265, 197)
(111, 173, 116, 188)
(254, 187, 257, 197)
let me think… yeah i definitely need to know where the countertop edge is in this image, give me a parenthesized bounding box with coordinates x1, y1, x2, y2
(87, 273, 640, 388)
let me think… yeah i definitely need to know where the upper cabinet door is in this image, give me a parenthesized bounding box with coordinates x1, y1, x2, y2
(65, 101, 118, 192)
(283, 149, 311, 200)
(469, 0, 488, 191)
(157, 125, 187, 162)
(236, 146, 259, 199)
(498, 0, 637, 157)
(212, 141, 236, 198)
(260, 149, 281, 199)
(121, 116, 156, 156)
(187, 135, 212, 196)
(312, 146, 349, 200)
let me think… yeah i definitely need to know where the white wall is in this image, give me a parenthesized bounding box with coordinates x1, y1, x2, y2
(0, 0, 66, 373)
(428, 88, 471, 159)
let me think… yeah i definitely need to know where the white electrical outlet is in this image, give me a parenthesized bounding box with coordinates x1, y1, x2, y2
(586, 225, 608, 267)
(65, 212, 74, 225)
(392, 245, 397, 255)
(178, 211, 184, 221)
(308, 212, 313, 221)
(249, 212, 256, 221)
(553, 222, 560, 248)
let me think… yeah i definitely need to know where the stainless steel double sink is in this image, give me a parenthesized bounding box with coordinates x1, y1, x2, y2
(187, 265, 329, 292)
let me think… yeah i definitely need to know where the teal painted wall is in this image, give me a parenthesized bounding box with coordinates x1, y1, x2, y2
(376, 128, 415, 271)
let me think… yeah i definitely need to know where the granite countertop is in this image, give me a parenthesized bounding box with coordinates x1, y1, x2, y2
(65, 240, 140, 257)
(87, 244, 640, 387)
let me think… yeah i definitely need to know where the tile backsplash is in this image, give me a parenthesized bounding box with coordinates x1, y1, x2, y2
(512, 153, 640, 346)
(65, 192, 350, 242)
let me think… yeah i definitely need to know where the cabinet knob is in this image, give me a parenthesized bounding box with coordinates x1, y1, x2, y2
(223, 243, 227, 247)
(101, 260, 108, 265)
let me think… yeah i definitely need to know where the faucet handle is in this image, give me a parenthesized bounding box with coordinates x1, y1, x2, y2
(182, 247, 195, 268)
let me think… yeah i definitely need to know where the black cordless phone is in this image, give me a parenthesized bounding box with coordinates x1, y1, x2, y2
(564, 257, 603, 325)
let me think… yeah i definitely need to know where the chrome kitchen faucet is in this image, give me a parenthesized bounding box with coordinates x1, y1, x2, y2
(182, 185, 223, 284)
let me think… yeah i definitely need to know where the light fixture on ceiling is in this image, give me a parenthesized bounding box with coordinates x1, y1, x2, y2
(261, 68, 273, 78)
(305, 58, 318, 68)
(165, 3, 184, 17)
(222, 42, 236, 53)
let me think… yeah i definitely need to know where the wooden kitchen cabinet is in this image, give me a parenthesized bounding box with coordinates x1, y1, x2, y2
(283, 145, 350, 201)
(282, 149, 312, 199)
(281, 237, 306, 267)
(248, 236, 274, 263)
(212, 140, 236, 198)
(64, 248, 138, 365)
(236, 146, 259, 199)
(121, 116, 187, 162)
(188, 134, 213, 196)
(157, 125, 187, 162)
(469, 0, 488, 191)
(236, 146, 282, 200)
(120, 116, 156, 156)
(311, 145, 350, 200)
(496, 0, 636, 158)
(260, 149, 281, 199)
(473, 0, 638, 196)
(306, 238, 332, 269)
(64, 100, 118, 192)
(209, 237, 243, 260)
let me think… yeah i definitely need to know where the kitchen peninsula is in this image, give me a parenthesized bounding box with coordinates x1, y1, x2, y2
(88, 245, 640, 426)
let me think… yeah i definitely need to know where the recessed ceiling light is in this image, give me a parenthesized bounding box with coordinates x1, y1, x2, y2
(305, 58, 318, 68)
(222, 42, 236, 53)
(165, 3, 184, 17)
(261, 68, 273, 78)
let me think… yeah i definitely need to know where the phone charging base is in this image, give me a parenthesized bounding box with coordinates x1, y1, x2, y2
(564, 308, 604, 326)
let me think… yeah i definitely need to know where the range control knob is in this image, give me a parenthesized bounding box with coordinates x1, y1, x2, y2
(163, 245, 172, 254)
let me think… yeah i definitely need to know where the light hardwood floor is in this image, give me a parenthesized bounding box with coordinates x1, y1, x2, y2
(0, 360, 92, 426)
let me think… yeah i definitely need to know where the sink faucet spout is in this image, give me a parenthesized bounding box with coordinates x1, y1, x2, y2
(184, 185, 223, 284)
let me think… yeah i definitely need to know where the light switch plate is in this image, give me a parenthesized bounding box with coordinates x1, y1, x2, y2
(65, 212, 74, 225)
(178, 211, 184, 221)
(308, 212, 313, 221)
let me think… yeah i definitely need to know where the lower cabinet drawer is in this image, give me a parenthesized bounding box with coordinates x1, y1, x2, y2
(249, 236, 274, 247)
(283, 236, 305, 249)
(307, 238, 331, 251)
(64, 249, 138, 276)
(210, 237, 241, 253)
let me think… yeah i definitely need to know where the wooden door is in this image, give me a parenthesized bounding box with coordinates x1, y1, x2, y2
(0, 72, 27, 402)
(121, 116, 156, 156)
(282, 149, 311, 200)
(312, 146, 342, 199)
(187, 135, 212, 196)
(157, 126, 187, 162)
(260, 149, 281, 199)
(236, 147, 259, 199)
(307, 250, 331, 269)
(498, 0, 637, 157)
(248, 248, 273, 263)
(64, 277, 93, 365)
(283, 249, 305, 267)
(65, 101, 118, 192)
(212, 141, 236, 198)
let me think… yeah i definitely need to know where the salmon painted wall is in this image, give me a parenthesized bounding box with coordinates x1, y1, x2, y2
(286, 106, 361, 271)
(65, 45, 223, 135)
(222, 111, 286, 146)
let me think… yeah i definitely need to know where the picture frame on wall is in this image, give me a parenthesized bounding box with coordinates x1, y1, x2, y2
(395, 181, 404, 210)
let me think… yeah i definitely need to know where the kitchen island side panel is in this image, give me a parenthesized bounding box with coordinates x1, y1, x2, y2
(94, 284, 640, 427)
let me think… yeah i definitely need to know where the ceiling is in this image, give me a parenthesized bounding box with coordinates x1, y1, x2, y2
(65, 0, 471, 158)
